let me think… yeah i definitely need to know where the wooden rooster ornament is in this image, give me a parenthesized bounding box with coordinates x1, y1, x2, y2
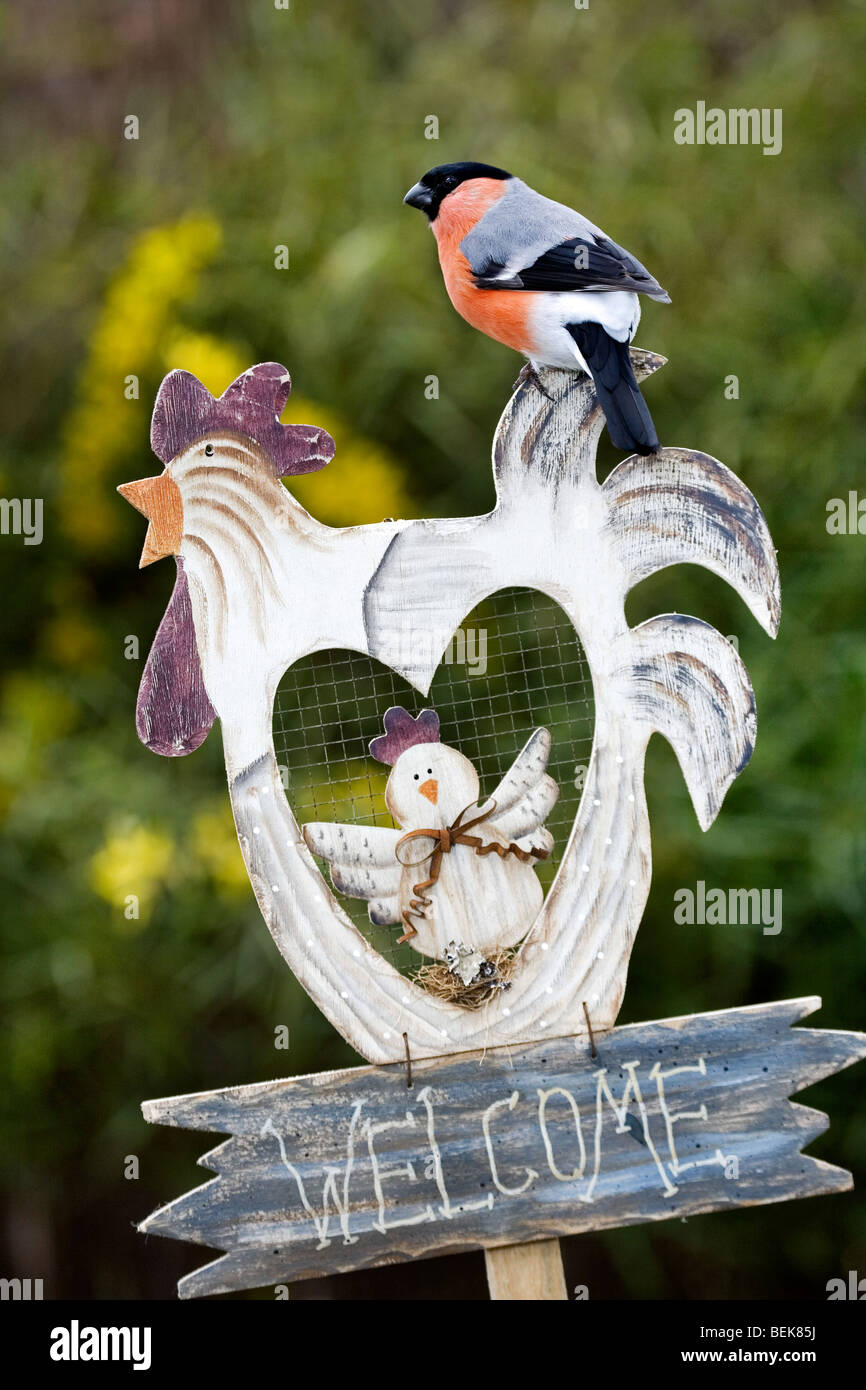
(304, 706, 556, 968)
(118, 350, 780, 1060)
(126, 349, 866, 1303)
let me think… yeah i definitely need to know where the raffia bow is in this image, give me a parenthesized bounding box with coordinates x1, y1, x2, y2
(394, 800, 549, 944)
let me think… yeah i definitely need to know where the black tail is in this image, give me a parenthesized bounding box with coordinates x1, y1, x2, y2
(566, 322, 659, 455)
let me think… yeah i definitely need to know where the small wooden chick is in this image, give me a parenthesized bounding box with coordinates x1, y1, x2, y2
(303, 706, 558, 964)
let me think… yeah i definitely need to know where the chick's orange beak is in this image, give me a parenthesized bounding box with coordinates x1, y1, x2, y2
(117, 472, 183, 568)
(418, 777, 438, 805)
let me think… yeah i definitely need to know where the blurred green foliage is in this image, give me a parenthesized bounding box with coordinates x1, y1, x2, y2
(1, 0, 864, 1299)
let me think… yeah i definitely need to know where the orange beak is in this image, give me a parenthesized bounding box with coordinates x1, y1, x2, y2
(418, 777, 438, 805)
(117, 472, 183, 568)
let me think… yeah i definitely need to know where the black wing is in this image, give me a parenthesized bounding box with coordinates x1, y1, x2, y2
(475, 235, 670, 302)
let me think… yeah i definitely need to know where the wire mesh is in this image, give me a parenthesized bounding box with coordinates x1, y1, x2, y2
(272, 587, 595, 974)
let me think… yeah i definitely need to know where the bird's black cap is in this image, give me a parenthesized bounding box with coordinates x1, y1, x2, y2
(404, 162, 511, 220)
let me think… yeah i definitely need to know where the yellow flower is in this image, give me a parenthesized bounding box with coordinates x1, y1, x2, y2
(93, 292, 412, 536)
(190, 805, 250, 896)
(90, 821, 175, 920)
(284, 397, 415, 526)
(61, 216, 222, 550)
(155, 340, 414, 527)
(162, 330, 247, 395)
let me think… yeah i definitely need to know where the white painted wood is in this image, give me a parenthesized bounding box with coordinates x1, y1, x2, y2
(168, 433, 414, 778)
(134, 350, 779, 1063)
(303, 724, 556, 959)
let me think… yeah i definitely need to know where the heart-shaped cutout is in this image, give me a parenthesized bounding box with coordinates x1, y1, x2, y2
(273, 585, 595, 990)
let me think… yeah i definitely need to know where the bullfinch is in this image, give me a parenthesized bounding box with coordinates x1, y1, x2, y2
(404, 161, 669, 455)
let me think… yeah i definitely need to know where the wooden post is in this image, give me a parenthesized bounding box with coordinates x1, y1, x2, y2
(485, 1239, 567, 1301)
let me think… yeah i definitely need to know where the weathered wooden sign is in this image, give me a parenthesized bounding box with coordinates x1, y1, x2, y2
(141, 998, 866, 1298)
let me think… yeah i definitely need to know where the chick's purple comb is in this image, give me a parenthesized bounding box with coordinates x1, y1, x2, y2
(150, 362, 335, 477)
(369, 706, 441, 766)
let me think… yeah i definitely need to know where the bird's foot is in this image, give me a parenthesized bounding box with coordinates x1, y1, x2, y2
(512, 362, 554, 401)
(397, 923, 418, 944)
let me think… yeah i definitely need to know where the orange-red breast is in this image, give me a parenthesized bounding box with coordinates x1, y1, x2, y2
(404, 161, 670, 455)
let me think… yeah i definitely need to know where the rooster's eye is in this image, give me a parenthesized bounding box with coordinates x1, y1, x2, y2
(204, 443, 214, 457)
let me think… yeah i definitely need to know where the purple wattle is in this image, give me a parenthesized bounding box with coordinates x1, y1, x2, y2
(136, 558, 216, 757)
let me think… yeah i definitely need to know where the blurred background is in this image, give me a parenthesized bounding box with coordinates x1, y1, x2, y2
(1, 0, 864, 1300)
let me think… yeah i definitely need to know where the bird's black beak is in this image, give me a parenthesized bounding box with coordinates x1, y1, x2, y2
(404, 182, 435, 215)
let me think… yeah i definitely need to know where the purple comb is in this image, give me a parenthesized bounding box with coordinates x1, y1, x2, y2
(369, 707, 441, 766)
(150, 362, 335, 477)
